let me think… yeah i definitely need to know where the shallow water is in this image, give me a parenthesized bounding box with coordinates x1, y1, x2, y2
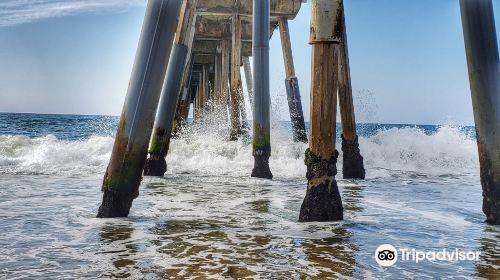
(0, 113, 499, 279)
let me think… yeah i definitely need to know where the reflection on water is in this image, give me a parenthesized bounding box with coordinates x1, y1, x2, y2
(475, 227, 500, 279)
(0, 172, 499, 279)
(99, 223, 138, 278)
(300, 227, 358, 279)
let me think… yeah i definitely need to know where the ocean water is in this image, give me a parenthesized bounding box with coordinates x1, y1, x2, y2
(0, 112, 498, 279)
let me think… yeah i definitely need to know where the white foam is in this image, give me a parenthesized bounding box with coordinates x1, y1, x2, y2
(0, 134, 113, 175)
(0, 125, 479, 177)
(360, 126, 478, 177)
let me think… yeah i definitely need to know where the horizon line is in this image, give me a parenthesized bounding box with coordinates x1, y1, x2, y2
(0, 111, 475, 127)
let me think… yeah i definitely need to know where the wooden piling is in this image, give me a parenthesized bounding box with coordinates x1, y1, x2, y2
(214, 52, 223, 107)
(221, 39, 231, 122)
(460, 0, 500, 224)
(97, 0, 182, 218)
(201, 63, 210, 111)
(278, 18, 308, 143)
(337, 4, 365, 179)
(230, 15, 243, 140)
(251, 0, 273, 179)
(173, 4, 198, 134)
(194, 71, 203, 121)
(173, 56, 194, 135)
(299, 0, 343, 222)
(240, 95, 249, 131)
(242, 56, 254, 108)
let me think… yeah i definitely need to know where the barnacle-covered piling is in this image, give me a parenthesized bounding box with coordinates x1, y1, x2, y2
(299, 0, 343, 222)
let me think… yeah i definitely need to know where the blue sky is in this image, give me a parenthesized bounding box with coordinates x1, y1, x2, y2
(0, 0, 499, 125)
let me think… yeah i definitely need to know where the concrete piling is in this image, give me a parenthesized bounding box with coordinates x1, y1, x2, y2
(460, 0, 500, 225)
(278, 18, 308, 143)
(299, 0, 343, 222)
(337, 3, 365, 179)
(251, 0, 273, 179)
(143, 44, 188, 176)
(97, 0, 182, 218)
(143, 0, 198, 177)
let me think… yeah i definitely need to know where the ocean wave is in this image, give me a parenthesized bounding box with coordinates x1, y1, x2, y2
(0, 134, 113, 175)
(360, 125, 479, 177)
(0, 125, 479, 177)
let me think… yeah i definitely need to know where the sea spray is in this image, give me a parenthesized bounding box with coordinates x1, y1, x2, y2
(0, 125, 479, 177)
(360, 126, 478, 176)
(0, 134, 113, 175)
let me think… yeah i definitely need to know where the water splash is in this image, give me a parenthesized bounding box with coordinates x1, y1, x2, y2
(0, 125, 479, 177)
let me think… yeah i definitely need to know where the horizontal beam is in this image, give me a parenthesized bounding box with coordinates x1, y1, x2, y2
(192, 40, 252, 57)
(196, 0, 302, 18)
(195, 16, 254, 41)
(193, 54, 215, 64)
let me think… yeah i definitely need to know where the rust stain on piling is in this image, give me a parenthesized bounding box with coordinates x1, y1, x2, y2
(477, 137, 500, 224)
(103, 111, 129, 191)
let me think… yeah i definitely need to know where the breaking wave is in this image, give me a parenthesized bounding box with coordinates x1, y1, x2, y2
(0, 125, 479, 178)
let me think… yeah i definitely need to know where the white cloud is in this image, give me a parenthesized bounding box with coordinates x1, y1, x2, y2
(0, 0, 146, 27)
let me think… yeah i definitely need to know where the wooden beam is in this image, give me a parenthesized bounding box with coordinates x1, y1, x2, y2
(278, 18, 295, 79)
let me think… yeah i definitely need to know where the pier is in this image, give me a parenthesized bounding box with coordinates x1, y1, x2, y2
(97, 0, 500, 226)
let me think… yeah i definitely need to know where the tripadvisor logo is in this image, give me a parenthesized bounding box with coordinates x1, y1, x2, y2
(375, 244, 398, 267)
(375, 244, 481, 267)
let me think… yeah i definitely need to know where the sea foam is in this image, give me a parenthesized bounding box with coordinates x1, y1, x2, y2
(0, 125, 479, 177)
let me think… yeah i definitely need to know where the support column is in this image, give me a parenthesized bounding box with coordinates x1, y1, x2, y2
(251, 0, 273, 179)
(182, 81, 198, 119)
(337, 5, 365, 179)
(214, 52, 223, 108)
(173, 57, 194, 136)
(299, 0, 343, 222)
(460, 0, 500, 224)
(201, 63, 210, 113)
(194, 72, 203, 121)
(242, 56, 254, 108)
(207, 63, 215, 111)
(230, 15, 243, 140)
(278, 18, 308, 143)
(221, 39, 231, 123)
(97, 0, 182, 218)
(240, 87, 249, 132)
(144, 0, 198, 177)
(186, 84, 198, 120)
